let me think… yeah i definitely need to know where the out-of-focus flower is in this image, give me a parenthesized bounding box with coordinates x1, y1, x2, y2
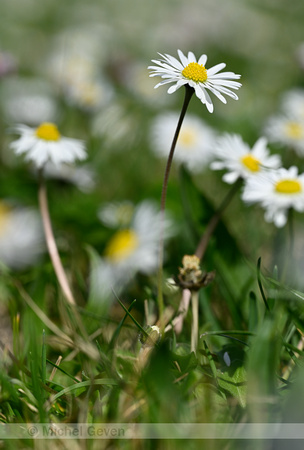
(98, 201, 134, 228)
(242, 166, 304, 227)
(280, 89, 304, 121)
(46, 25, 113, 112)
(148, 50, 241, 113)
(91, 101, 140, 150)
(1, 78, 57, 126)
(90, 201, 173, 301)
(10, 122, 86, 168)
(0, 201, 44, 269)
(0, 50, 17, 77)
(264, 113, 304, 156)
(121, 60, 172, 108)
(64, 77, 113, 112)
(210, 133, 281, 184)
(150, 112, 216, 172)
(42, 162, 95, 193)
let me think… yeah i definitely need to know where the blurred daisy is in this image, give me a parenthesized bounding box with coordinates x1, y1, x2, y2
(211, 134, 281, 184)
(264, 113, 304, 156)
(150, 112, 216, 172)
(148, 49, 241, 113)
(121, 60, 172, 108)
(242, 166, 304, 227)
(2, 77, 57, 126)
(10, 123, 87, 168)
(46, 26, 113, 112)
(91, 101, 140, 150)
(0, 201, 44, 269)
(280, 89, 304, 120)
(90, 201, 173, 301)
(98, 201, 134, 228)
(65, 77, 113, 112)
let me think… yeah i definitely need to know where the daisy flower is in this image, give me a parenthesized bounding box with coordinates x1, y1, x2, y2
(148, 49, 241, 113)
(10, 122, 87, 168)
(280, 89, 304, 120)
(0, 201, 44, 269)
(242, 166, 304, 227)
(90, 201, 173, 302)
(2, 78, 57, 126)
(98, 201, 135, 228)
(150, 112, 216, 172)
(264, 113, 304, 156)
(210, 134, 282, 184)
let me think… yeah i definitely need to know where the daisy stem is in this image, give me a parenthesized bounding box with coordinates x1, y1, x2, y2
(195, 178, 242, 261)
(281, 208, 294, 283)
(190, 290, 199, 354)
(38, 169, 76, 306)
(157, 85, 194, 330)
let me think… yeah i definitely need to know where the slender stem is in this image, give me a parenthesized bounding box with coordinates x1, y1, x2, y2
(157, 86, 194, 331)
(195, 178, 242, 261)
(191, 291, 199, 354)
(38, 170, 76, 306)
(160, 86, 194, 213)
(172, 178, 242, 336)
(281, 208, 294, 283)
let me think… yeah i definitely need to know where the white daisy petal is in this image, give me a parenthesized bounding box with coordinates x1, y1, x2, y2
(187, 51, 197, 63)
(198, 54, 207, 66)
(207, 63, 226, 76)
(177, 49, 189, 67)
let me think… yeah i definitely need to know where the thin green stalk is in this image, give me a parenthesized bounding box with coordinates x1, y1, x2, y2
(157, 86, 194, 331)
(195, 177, 242, 261)
(281, 208, 294, 283)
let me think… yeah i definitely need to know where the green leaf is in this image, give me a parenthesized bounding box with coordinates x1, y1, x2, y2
(218, 366, 247, 408)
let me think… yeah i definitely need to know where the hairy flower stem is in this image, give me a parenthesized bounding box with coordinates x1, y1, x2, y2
(38, 170, 90, 339)
(38, 170, 76, 306)
(195, 178, 242, 261)
(157, 86, 194, 330)
(190, 290, 199, 353)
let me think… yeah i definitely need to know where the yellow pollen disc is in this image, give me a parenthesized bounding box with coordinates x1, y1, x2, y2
(241, 154, 261, 172)
(105, 229, 139, 262)
(35, 123, 61, 141)
(182, 62, 207, 83)
(179, 127, 197, 147)
(285, 122, 304, 139)
(275, 179, 302, 194)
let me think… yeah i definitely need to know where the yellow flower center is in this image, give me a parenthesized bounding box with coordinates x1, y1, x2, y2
(35, 123, 61, 141)
(179, 127, 197, 147)
(182, 62, 208, 83)
(285, 122, 303, 139)
(105, 229, 139, 262)
(241, 154, 261, 172)
(275, 179, 302, 194)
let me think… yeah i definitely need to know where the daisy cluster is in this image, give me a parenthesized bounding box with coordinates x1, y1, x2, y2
(149, 51, 304, 228)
